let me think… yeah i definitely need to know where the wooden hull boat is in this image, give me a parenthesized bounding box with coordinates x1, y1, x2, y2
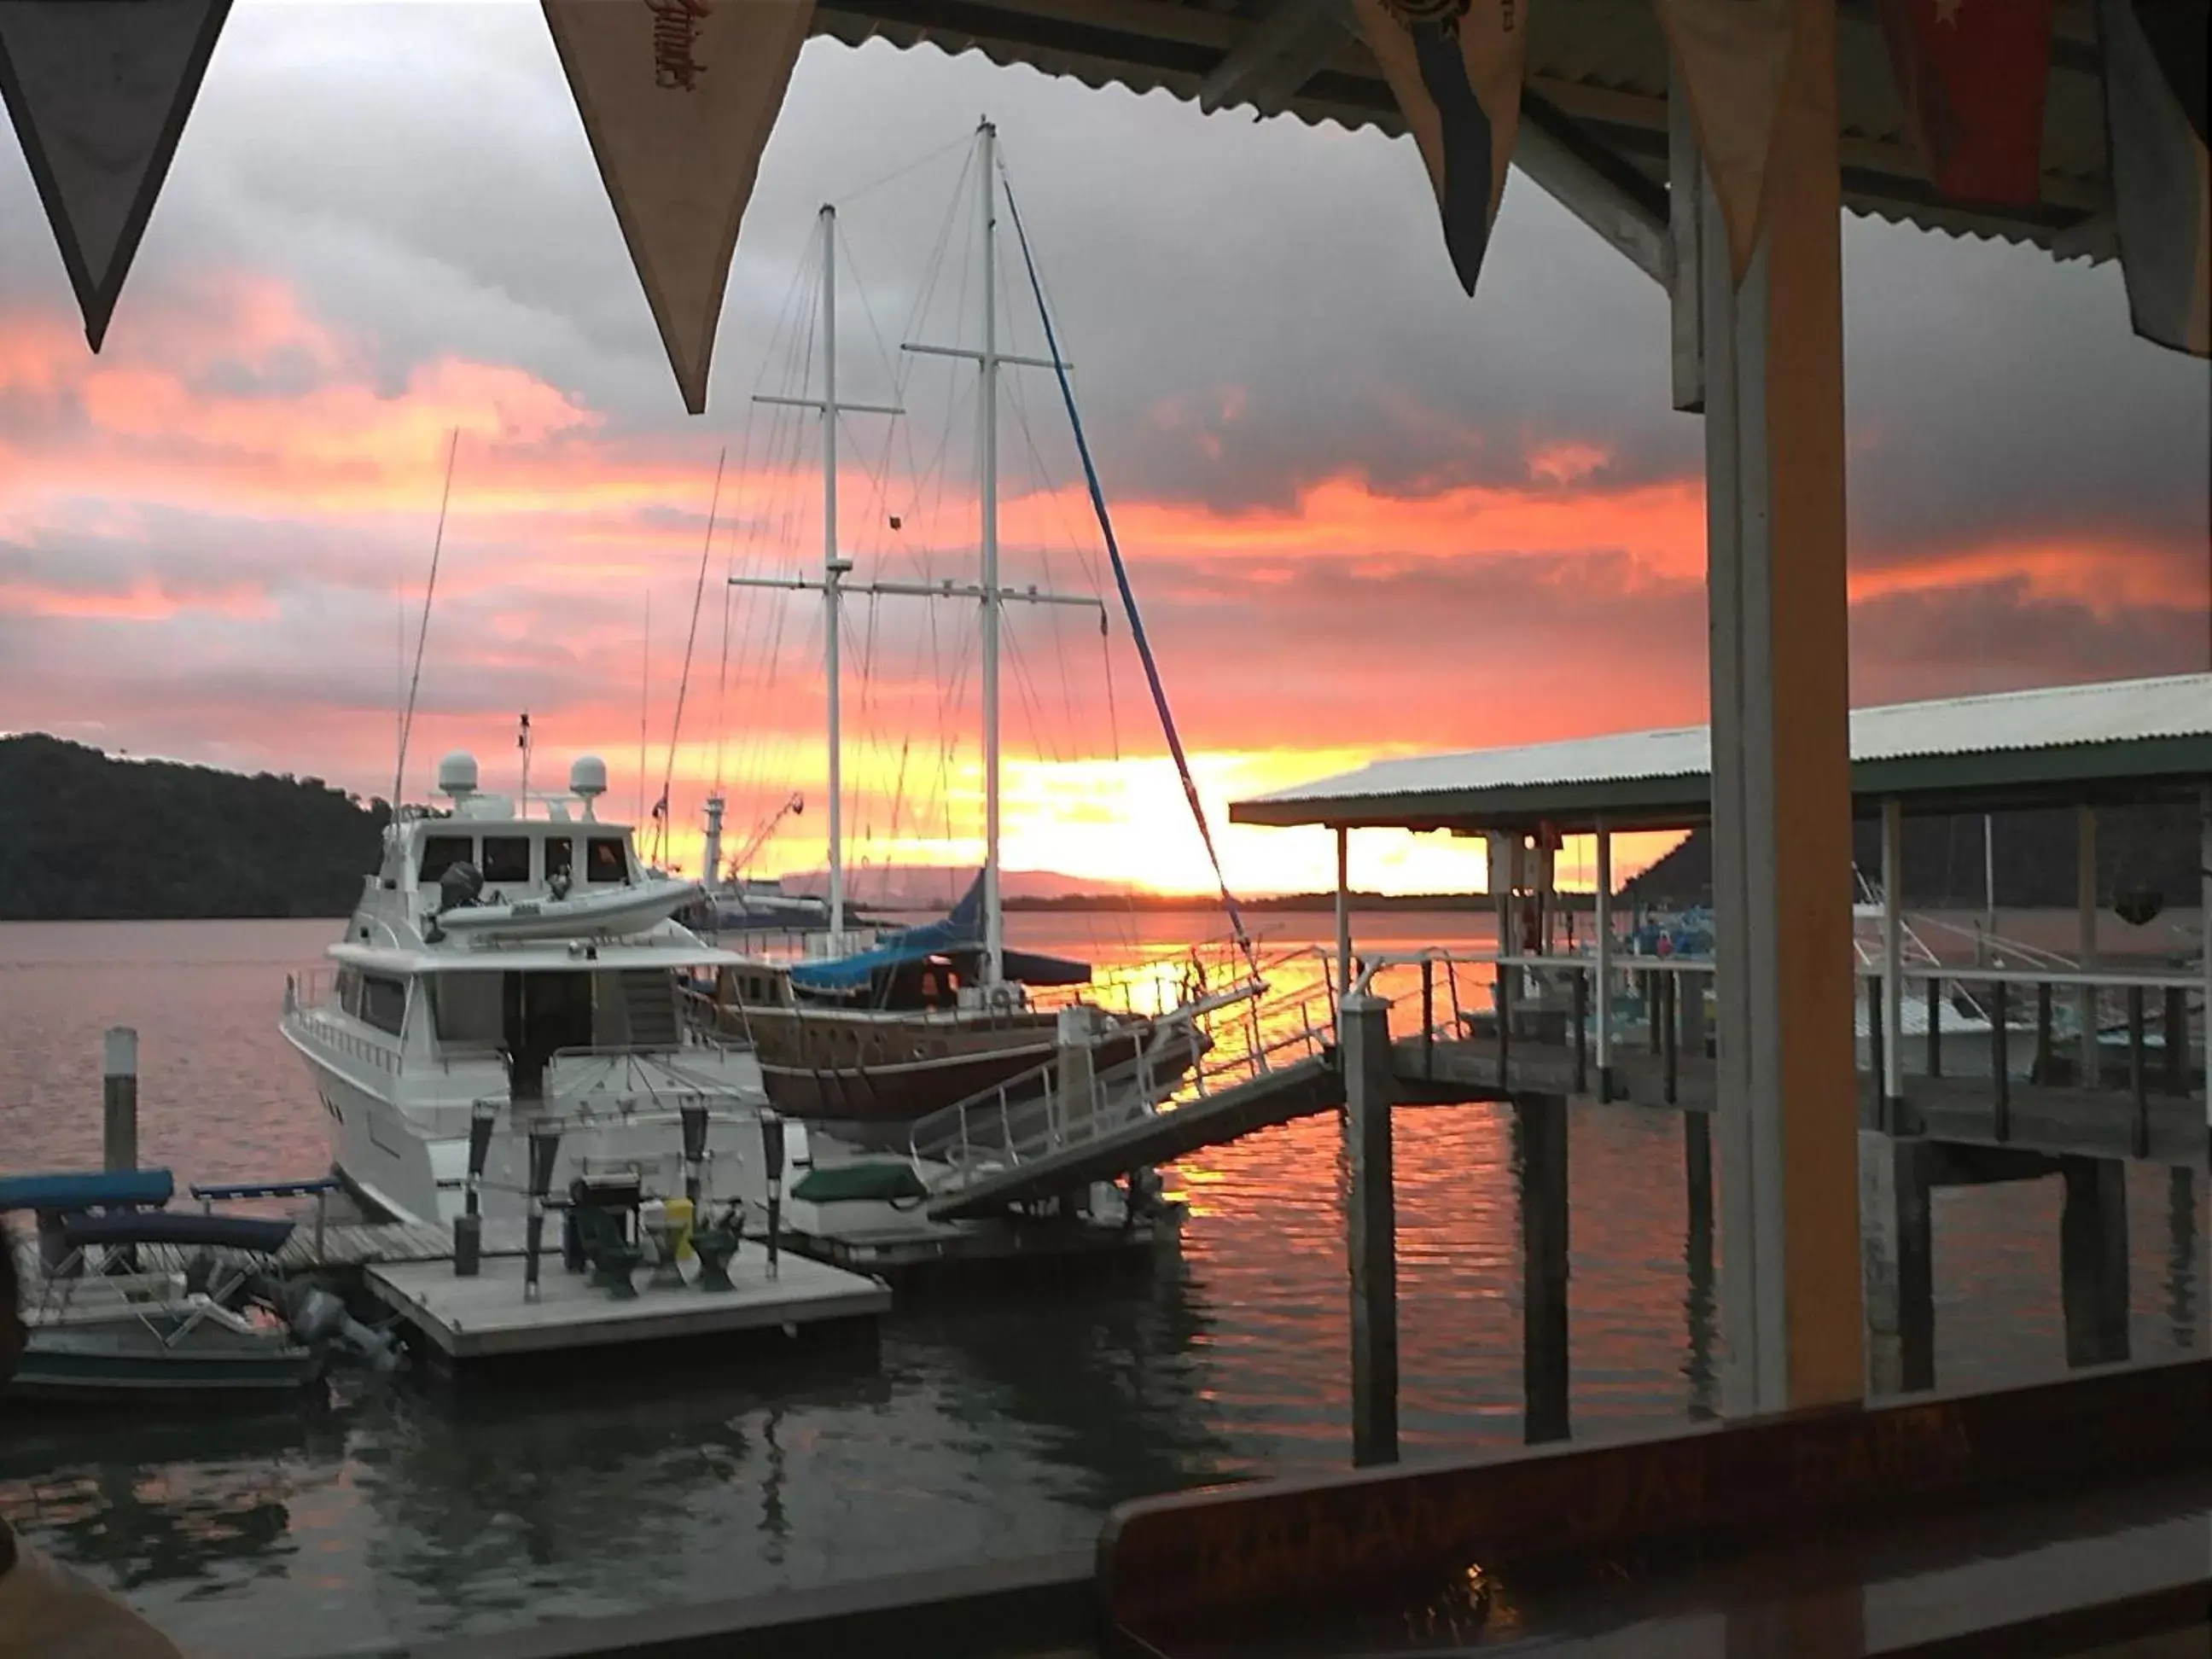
(719, 1002, 1208, 1126)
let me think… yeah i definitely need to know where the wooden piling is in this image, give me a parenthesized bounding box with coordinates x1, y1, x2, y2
(1341, 994, 1398, 1467)
(1516, 1091, 1570, 1445)
(1684, 1111, 1716, 1419)
(102, 1027, 138, 1172)
(2059, 1156, 2130, 1371)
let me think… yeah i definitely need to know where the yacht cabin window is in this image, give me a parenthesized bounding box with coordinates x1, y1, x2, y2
(335, 966, 364, 1018)
(360, 973, 407, 1037)
(544, 837, 576, 884)
(428, 974, 503, 1045)
(419, 835, 474, 883)
(585, 837, 629, 884)
(481, 835, 531, 884)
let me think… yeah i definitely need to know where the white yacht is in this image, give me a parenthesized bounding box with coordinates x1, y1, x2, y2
(281, 750, 792, 1229)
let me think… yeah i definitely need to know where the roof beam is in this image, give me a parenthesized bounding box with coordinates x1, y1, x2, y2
(1197, 0, 1353, 115)
(1512, 92, 1674, 286)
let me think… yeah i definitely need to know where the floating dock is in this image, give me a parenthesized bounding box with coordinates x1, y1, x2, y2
(364, 1251, 888, 1366)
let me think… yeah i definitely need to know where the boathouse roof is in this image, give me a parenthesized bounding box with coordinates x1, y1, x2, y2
(818, 0, 2115, 265)
(1231, 673, 2212, 834)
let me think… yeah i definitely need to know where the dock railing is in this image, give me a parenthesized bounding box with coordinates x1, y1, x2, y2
(905, 970, 1336, 1192)
(1355, 944, 2203, 1148)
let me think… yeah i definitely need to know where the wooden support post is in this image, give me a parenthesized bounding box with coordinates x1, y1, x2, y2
(102, 1027, 138, 1173)
(1421, 958, 1435, 1081)
(1867, 974, 1886, 1126)
(2128, 986, 2149, 1158)
(1496, 955, 1513, 1086)
(1647, 970, 1662, 1054)
(1680, 971, 1707, 1061)
(2077, 806, 2100, 1088)
(1516, 1091, 1570, 1444)
(1594, 820, 1614, 1100)
(2202, 783, 2211, 1130)
(1881, 799, 1906, 1129)
(1991, 978, 2011, 1144)
(2035, 981, 2055, 1085)
(1333, 825, 1351, 1027)
(1661, 970, 1679, 1105)
(1924, 975, 1942, 1079)
(1571, 965, 1588, 1097)
(2163, 987, 2188, 1095)
(1341, 994, 1398, 1467)
(2059, 1155, 2130, 1369)
(1703, 0, 1863, 1415)
(1860, 1132, 1935, 1397)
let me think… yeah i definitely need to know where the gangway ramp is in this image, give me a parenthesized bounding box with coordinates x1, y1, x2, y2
(925, 1055, 1342, 1221)
(915, 981, 1345, 1223)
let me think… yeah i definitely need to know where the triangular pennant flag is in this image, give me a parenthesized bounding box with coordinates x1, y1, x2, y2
(2100, 0, 2209, 356)
(2128, 0, 2208, 148)
(1655, 0, 1800, 282)
(1351, 0, 1528, 297)
(544, 0, 815, 416)
(1875, 0, 2056, 204)
(0, 0, 230, 352)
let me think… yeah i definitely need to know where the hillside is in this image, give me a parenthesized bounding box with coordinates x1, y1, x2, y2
(0, 735, 388, 921)
(1623, 806, 2204, 911)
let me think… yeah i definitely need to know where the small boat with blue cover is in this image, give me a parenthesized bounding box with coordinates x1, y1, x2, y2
(1, 1169, 389, 1404)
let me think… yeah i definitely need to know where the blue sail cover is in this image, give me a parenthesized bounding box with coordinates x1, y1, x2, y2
(788, 871, 1091, 993)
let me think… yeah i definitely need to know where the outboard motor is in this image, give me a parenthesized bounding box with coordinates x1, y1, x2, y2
(253, 1275, 402, 1374)
(439, 860, 486, 915)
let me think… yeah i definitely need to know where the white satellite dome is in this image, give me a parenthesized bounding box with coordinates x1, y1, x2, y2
(569, 755, 608, 800)
(436, 751, 479, 800)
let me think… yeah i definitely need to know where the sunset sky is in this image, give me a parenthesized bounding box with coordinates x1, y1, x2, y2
(3, 1, 2207, 899)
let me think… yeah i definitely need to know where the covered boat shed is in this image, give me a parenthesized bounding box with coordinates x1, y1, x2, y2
(1231, 673, 2212, 835)
(1234, 672, 2212, 1135)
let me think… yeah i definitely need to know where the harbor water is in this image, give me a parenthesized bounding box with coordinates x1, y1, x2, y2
(1, 914, 2204, 1656)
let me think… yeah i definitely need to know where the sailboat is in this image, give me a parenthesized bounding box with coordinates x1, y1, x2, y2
(701, 121, 1251, 1127)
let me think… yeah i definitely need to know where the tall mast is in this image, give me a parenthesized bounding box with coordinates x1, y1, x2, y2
(978, 119, 1004, 987)
(821, 205, 849, 940)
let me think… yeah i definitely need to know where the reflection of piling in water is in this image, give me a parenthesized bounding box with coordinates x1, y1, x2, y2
(1684, 1112, 1717, 1419)
(1341, 995, 1398, 1468)
(1860, 1132, 1936, 1396)
(2169, 1167, 2199, 1353)
(1515, 1094, 1570, 1445)
(2060, 1155, 2129, 1370)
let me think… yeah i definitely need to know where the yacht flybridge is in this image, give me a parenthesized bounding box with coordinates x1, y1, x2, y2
(281, 750, 789, 1229)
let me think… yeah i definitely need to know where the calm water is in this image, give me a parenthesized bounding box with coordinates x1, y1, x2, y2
(1, 915, 2203, 1657)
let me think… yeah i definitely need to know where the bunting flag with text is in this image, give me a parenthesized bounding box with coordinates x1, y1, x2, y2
(1350, 0, 1528, 297)
(543, 0, 815, 414)
(1654, 0, 1799, 282)
(1875, 0, 2055, 203)
(0, 0, 231, 351)
(2099, 0, 2209, 356)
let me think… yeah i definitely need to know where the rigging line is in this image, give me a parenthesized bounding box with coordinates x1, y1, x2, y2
(830, 130, 973, 213)
(1000, 173, 1255, 967)
(1099, 612, 1122, 764)
(393, 426, 460, 812)
(660, 446, 728, 848)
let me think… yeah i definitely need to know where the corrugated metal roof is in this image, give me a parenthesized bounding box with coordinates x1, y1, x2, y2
(814, 0, 2115, 264)
(1232, 674, 2212, 830)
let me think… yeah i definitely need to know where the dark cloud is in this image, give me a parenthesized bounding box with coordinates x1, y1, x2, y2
(1, 0, 2204, 813)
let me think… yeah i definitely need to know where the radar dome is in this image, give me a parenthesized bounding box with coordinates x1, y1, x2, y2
(436, 752, 479, 799)
(569, 755, 608, 800)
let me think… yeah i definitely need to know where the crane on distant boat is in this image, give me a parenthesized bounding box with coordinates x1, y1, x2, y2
(727, 793, 804, 884)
